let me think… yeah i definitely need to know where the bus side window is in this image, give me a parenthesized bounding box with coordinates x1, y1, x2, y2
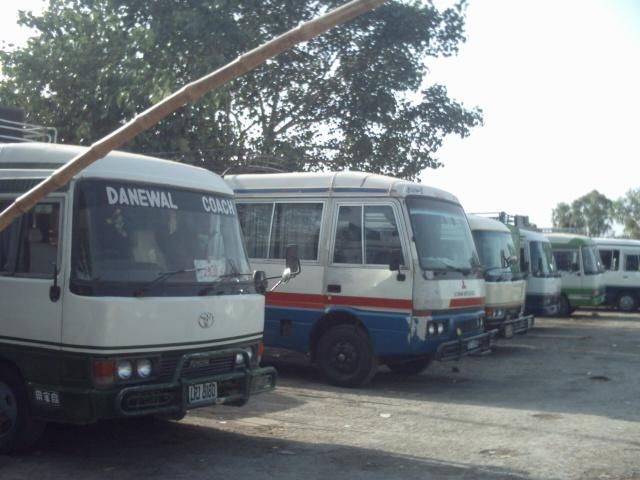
(14, 203, 61, 276)
(554, 250, 575, 272)
(364, 205, 404, 266)
(269, 203, 323, 261)
(237, 203, 273, 259)
(333, 205, 362, 264)
(625, 254, 640, 272)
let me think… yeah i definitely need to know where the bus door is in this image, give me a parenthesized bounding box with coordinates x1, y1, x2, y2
(325, 201, 411, 353)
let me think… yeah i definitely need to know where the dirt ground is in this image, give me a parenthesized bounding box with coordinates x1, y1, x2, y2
(1, 310, 639, 480)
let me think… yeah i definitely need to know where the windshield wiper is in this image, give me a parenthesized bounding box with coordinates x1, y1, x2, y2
(197, 271, 253, 296)
(424, 259, 473, 276)
(133, 267, 200, 297)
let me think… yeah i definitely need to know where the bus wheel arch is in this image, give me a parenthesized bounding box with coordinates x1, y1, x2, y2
(0, 360, 45, 454)
(310, 312, 377, 388)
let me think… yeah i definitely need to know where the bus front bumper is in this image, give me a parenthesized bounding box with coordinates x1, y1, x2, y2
(435, 330, 496, 361)
(486, 314, 534, 338)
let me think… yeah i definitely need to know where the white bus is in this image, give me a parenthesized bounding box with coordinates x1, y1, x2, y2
(545, 233, 605, 315)
(225, 171, 494, 388)
(0, 143, 282, 453)
(519, 228, 561, 316)
(467, 215, 533, 337)
(594, 237, 640, 312)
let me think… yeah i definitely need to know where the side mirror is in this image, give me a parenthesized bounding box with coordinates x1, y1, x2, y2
(285, 244, 301, 277)
(253, 270, 268, 295)
(389, 252, 406, 281)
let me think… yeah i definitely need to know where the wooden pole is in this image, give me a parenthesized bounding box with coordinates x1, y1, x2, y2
(0, 0, 385, 232)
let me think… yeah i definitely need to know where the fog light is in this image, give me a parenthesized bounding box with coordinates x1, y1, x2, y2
(117, 360, 133, 380)
(136, 359, 152, 378)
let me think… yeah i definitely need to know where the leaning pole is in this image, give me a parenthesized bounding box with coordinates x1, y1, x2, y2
(0, 0, 386, 233)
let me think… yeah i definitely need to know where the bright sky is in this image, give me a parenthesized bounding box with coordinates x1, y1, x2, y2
(426, 0, 640, 227)
(1, 1, 639, 228)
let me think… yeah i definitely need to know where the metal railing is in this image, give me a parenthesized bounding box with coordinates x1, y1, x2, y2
(0, 118, 58, 144)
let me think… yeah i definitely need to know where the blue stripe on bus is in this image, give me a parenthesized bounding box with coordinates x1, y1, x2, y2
(263, 304, 484, 356)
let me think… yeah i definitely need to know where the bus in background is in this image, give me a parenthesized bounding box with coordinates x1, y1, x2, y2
(482, 212, 561, 317)
(594, 237, 640, 312)
(545, 233, 605, 316)
(467, 214, 533, 338)
(0, 143, 282, 453)
(519, 227, 561, 316)
(225, 172, 494, 388)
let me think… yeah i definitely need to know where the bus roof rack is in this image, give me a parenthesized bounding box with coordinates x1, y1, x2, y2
(0, 107, 58, 144)
(221, 164, 287, 176)
(470, 212, 536, 229)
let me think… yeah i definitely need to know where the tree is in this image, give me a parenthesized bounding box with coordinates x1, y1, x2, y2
(614, 188, 640, 239)
(0, 0, 482, 179)
(552, 190, 613, 237)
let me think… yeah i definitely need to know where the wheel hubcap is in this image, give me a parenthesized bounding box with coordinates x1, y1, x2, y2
(0, 382, 17, 438)
(620, 296, 634, 311)
(330, 342, 358, 373)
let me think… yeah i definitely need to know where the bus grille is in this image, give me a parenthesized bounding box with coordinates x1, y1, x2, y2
(158, 351, 236, 381)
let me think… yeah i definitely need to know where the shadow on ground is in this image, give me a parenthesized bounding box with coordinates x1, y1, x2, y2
(262, 312, 640, 425)
(0, 419, 534, 480)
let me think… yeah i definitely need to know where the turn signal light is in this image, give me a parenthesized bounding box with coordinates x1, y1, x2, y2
(93, 359, 115, 386)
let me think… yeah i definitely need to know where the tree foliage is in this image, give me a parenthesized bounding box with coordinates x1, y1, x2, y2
(614, 188, 640, 239)
(552, 190, 614, 237)
(551, 189, 640, 239)
(0, 0, 482, 178)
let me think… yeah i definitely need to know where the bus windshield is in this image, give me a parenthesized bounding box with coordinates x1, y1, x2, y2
(71, 179, 251, 296)
(472, 230, 523, 281)
(582, 245, 604, 275)
(529, 241, 558, 278)
(406, 197, 480, 276)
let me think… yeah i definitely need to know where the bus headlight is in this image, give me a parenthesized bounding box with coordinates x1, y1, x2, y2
(117, 360, 133, 380)
(136, 359, 152, 378)
(427, 323, 436, 335)
(235, 348, 254, 367)
(437, 323, 445, 335)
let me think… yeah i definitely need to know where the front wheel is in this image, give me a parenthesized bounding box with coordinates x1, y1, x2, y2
(617, 294, 638, 313)
(558, 295, 571, 317)
(316, 324, 377, 388)
(0, 365, 45, 454)
(387, 357, 432, 375)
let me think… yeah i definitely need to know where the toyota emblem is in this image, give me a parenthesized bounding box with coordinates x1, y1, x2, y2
(198, 312, 215, 328)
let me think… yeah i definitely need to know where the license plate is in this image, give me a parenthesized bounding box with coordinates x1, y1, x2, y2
(188, 381, 218, 406)
(467, 339, 480, 350)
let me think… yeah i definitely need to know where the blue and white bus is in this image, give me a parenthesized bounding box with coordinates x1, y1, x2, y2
(225, 172, 494, 387)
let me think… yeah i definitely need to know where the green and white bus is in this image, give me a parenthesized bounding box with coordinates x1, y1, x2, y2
(0, 143, 281, 453)
(545, 233, 605, 315)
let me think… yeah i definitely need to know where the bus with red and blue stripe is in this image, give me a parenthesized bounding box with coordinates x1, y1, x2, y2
(225, 172, 494, 387)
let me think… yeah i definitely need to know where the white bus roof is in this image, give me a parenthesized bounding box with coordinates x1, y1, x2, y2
(0, 142, 231, 195)
(593, 237, 640, 248)
(519, 228, 549, 243)
(466, 214, 511, 233)
(224, 171, 461, 204)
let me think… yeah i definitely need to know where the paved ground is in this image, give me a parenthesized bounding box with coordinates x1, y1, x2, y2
(1, 310, 639, 480)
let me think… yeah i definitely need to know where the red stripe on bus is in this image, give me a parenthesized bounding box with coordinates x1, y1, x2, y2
(265, 292, 325, 309)
(449, 297, 485, 308)
(265, 292, 412, 310)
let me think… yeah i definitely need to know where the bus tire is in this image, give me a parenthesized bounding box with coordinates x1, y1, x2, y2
(617, 294, 638, 313)
(316, 325, 377, 388)
(0, 364, 45, 454)
(387, 357, 432, 375)
(558, 295, 571, 317)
